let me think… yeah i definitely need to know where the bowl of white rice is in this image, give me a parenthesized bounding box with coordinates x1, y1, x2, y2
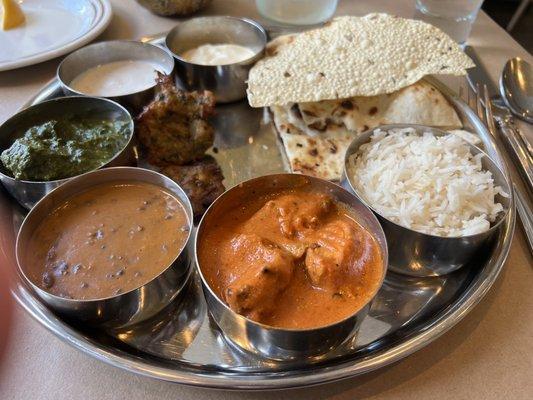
(342, 125, 510, 277)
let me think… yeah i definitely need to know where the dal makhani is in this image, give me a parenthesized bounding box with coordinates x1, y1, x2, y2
(26, 181, 189, 300)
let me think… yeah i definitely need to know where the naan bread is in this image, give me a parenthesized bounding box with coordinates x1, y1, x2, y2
(286, 80, 462, 136)
(248, 14, 474, 107)
(271, 104, 353, 181)
(271, 81, 469, 181)
(279, 133, 353, 181)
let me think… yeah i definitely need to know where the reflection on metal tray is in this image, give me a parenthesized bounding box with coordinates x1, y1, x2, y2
(6, 37, 515, 390)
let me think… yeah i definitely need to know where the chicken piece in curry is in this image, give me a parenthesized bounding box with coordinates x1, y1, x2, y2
(225, 234, 295, 322)
(198, 189, 383, 329)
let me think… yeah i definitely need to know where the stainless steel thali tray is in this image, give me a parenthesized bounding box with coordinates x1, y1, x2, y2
(2, 36, 515, 390)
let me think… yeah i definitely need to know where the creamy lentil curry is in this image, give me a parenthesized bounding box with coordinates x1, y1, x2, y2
(26, 181, 189, 300)
(198, 188, 384, 329)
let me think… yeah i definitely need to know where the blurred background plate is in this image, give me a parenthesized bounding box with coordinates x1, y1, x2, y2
(0, 0, 112, 72)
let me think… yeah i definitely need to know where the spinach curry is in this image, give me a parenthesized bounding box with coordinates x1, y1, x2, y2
(0, 117, 129, 181)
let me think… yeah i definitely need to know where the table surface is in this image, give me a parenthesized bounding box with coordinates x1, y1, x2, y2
(1, 1, 532, 399)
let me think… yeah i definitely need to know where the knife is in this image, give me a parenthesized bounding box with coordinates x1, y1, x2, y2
(465, 46, 533, 196)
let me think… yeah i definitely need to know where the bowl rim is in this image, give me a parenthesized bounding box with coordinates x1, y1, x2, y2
(0, 95, 135, 184)
(194, 172, 389, 333)
(343, 123, 512, 240)
(15, 166, 194, 304)
(56, 39, 175, 98)
(165, 16, 268, 67)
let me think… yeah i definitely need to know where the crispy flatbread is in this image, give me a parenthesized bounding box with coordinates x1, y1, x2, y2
(248, 14, 474, 107)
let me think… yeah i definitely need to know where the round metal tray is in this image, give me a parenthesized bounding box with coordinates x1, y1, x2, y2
(2, 41, 515, 390)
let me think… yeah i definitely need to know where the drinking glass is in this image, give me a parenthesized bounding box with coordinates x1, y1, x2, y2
(255, 0, 339, 26)
(414, 0, 484, 45)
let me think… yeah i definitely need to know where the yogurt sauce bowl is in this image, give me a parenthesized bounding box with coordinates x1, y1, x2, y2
(180, 44, 256, 66)
(58, 40, 175, 112)
(165, 16, 267, 103)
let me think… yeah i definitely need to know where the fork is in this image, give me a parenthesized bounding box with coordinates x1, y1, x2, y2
(463, 82, 533, 254)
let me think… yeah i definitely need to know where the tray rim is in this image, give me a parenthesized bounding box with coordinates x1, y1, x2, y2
(7, 64, 516, 390)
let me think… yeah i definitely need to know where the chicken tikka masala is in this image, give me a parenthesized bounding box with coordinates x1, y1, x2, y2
(198, 188, 384, 329)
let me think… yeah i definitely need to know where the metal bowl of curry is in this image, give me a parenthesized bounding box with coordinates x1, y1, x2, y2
(195, 174, 388, 361)
(16, 167, 194, 329)
(0, 96, 135, 209)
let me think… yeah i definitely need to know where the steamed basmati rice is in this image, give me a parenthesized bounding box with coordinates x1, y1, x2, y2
(348, 128, 508, 237)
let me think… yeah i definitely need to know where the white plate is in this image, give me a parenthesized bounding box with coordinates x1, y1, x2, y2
(0, 0, 112, 72)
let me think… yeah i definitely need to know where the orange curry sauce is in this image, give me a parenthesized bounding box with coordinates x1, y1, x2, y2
(198, 189, 384, 329)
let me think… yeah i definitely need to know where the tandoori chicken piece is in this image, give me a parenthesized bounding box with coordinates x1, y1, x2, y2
(136, 73, 215, 166)
(224, 233, 295, 322)
(161, 156, 225, 219)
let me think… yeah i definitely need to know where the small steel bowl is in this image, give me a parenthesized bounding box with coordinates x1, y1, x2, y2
(342, 124, 511, 277)
(0, 96, 135, 209)
(195, 173, 388, 361)
(15, 167, 194, 329)
(165, 16, 267, 103)
(57, 40, 175, 112)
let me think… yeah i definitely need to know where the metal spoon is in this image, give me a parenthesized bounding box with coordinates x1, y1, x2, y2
(500, 57, 533, 124)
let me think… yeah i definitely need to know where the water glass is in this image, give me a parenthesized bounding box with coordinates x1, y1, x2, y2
(414, 0, 484, 45)
(255, 0, 338, 26)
